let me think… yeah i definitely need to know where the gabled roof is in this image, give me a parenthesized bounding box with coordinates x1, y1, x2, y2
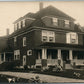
(11, 5, 79, 37)
(13, 12, 35, 24)
(32, 6, 75, 21)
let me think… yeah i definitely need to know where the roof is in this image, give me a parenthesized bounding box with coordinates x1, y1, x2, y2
(40, 42, 84, 51)
(32, 6, 75, 21)
(13, 12, 35, 24)
(10, 5, 81, 37)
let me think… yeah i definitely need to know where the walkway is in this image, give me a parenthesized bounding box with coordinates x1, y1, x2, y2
(0, 71, 84, 83)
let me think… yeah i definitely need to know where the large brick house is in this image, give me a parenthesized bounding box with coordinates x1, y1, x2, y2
(0, 3, 84, 69)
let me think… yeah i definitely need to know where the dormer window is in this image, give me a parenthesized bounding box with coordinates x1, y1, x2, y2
(14, 23, 17, 31)
(18, 21, 21, 29)
(52, 18, 58, 26)
(65, 20, 69, 28)
(22, 19, 25, 27)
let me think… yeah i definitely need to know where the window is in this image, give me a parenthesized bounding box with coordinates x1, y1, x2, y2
(18, 21, 21, 29)
(14, 36, 17, 43)
(49, 37, 54, 42)
(23, 55, 26, 66)
(42, 36, 47, 42)
(27, 50, 32, 56)
(14, 36, 17, 46)
(22, 19, 25, 27)
(66, 32, 78, 44)
(23, 37, 26, 47)
(65, 20, 69, 28)
(42, 30, 55, 42)
(14, 50, 20, 60)
(52, 18, 58, 26)
(14, 23, 17, 31)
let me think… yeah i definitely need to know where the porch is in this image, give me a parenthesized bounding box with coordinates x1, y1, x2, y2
(35, 48, 84, 69)
(0, 52, 13, 64)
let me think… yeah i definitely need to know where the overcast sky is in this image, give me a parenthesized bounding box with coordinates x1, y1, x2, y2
(0, 1, 84, 36)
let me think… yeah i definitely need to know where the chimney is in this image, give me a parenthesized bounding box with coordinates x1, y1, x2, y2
(39, 2, 43, 11)
(6, 28, 9, 36)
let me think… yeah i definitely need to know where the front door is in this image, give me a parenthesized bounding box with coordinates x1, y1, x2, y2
(62, 51, 69, 64)
(23, 55, 26, 66)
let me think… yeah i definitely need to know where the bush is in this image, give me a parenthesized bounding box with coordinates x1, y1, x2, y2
(24, 65, 28, 70)
(0, 60, 21, 71)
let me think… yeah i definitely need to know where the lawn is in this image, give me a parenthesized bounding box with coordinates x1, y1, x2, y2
(33, 69, 84, 80)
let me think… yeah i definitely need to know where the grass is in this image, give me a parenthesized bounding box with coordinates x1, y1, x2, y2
(33, 69, 84, 80)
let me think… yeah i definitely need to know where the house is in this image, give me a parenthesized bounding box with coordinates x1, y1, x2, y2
(0, 3, 84, 69)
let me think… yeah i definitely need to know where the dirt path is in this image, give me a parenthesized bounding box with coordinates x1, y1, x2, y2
(0, 71, 84, 83)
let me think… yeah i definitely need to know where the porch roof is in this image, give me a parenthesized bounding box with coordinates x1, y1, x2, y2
(39, 42, 84, 51)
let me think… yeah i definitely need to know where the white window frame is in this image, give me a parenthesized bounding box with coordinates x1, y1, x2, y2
(18, 21, 21, 29)
(66, 32, 78, 44)
(52, 17, 58, 26)
(23, 37, 26, 47)
(14, 50, 20, 60)
(27, 50, 32, 56)
(65, 20, 69, 27)
(22, 19, 25, 27)
(14, 36, 17, 43)
(23, 55, 26, 66)
(14, 23, 17, 31)
(42, 30, 55, 42)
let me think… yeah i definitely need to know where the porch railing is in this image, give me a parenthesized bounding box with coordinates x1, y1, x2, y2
(71, 59, 84, 66)
(47, 59, 58, 65)
(36, 59, 58, 65)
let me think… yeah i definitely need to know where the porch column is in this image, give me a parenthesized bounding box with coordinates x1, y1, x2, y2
(57, 49, 61, 60)
(4, 52, 6, 62)
(69, 50, 73, 60)
(42, 48, 47, 59)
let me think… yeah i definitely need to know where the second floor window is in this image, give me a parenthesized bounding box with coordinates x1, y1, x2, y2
(42, 30, 55, 42)
(23, 37, 26, 47)
(14, 36, 17, 46)
(66, 32, 78, 44)
(52, 17, 58, 26)
(65, 20, 69, 28)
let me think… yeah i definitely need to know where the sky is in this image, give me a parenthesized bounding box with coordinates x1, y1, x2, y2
(0, 1, 84, 36)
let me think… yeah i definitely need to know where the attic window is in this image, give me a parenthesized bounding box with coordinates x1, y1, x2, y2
(65, 20, 69, 28)
(14, 23, 17, 31)
(22, 19, 25, 27)
(18, 21, 21, 29)
(52, 18, 58, 26)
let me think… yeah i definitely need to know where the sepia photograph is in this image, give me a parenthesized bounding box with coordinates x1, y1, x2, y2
(0, 1, 84, 83)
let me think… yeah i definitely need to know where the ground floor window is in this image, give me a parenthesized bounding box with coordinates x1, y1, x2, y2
(14, 50, 20, 60)
(23, 55, 26, 66)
